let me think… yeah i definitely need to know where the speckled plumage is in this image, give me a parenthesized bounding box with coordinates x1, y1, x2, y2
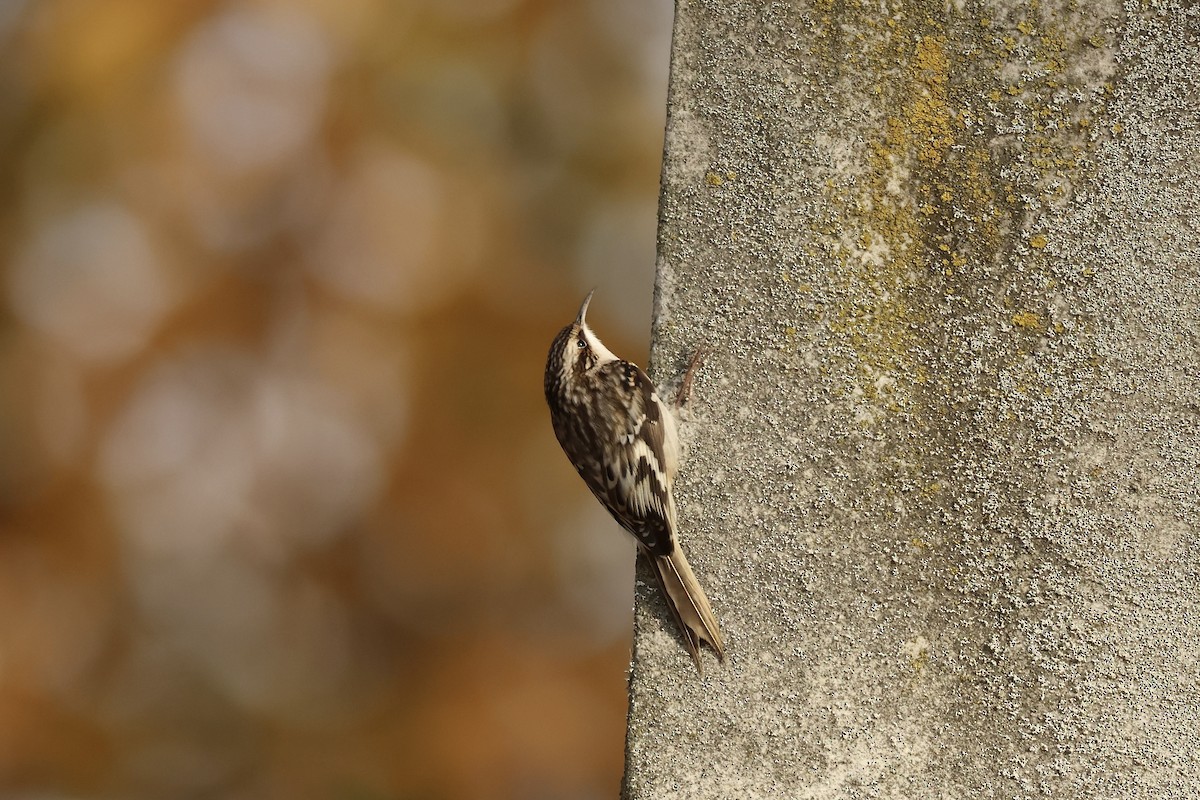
(544, 291, 724, 671)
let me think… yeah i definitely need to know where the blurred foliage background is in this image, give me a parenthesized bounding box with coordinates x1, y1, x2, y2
(0, 0, 672, 796)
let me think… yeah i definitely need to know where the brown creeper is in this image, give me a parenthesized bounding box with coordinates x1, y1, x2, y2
(544, 290, 725, 672)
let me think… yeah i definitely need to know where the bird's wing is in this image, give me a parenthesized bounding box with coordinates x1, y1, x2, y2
(591, 361, 676, 556)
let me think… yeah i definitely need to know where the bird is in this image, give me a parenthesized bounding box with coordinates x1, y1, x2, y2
(543, 289, 725, 672)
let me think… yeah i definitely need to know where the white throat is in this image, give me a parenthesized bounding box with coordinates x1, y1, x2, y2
(581, 323, 619, 364)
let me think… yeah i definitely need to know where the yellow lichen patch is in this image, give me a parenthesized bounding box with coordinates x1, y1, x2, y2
(908, 36, 955, 167)
(1030, 233, 1048, 248)
(1040, 32, 1066, 55)
(821, 28, 974, 421)
(704, 172, 724, 187)
(1012, 311, 1042, 329)
(902, 637, 931, 674)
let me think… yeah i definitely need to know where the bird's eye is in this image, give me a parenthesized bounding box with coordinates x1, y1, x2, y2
(577, 338, 586, 349)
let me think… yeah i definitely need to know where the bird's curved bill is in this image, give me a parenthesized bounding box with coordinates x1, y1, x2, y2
(575, 289, 595, 325)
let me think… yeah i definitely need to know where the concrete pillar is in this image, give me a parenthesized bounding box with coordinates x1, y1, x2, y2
(624, 1, 1200, 796)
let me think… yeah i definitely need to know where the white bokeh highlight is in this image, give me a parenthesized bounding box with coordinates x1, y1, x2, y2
(175, 4, 332, 174)
(8, 202, 174, 362)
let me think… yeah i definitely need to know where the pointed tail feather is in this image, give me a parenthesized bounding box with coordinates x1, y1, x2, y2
(648, 546, 725, 673)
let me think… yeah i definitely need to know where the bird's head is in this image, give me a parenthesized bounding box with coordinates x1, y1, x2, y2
(546, 289, 619, 386)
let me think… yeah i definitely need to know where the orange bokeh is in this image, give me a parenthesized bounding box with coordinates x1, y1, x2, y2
(0, 1, 671, 796)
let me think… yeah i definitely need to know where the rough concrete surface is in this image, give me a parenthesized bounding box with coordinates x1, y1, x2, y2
(623, 1, 1199, 797)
